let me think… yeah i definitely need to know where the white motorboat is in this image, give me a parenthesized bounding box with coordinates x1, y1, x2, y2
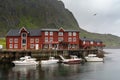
(41, 57, 59, 65)
(59, 55, 82, 64)
(12, 56, 39, 66)
(85, 54, 104, 62)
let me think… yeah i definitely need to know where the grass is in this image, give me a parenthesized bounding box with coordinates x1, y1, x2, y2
(0, 38, 6, 49)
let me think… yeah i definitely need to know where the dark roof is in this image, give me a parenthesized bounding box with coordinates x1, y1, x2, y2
(6, 29, 41, 36)
(80, 38, 103, 42)
(6, 29, 20, 36)
(41, 28, 79, 32)
(80, 38, 94, 41)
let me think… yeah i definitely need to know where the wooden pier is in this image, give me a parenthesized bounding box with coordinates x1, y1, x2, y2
(0, 49, 104, 63)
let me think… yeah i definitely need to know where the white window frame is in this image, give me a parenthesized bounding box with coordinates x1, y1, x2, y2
(50, 32, 53, 36)
(9, 38, 13, 43)
(58, 32, 63, 36)
(50, 37, 53, 42)
(30, 38, 34, 43)
(58, 37, 63, 42)
(45, 31, 48, 36)
(73, 32, 76, 36)
(14, 44, 18, 49)
(73, 37, 76, 42)
(68, 32, 72, 36)
(30, 44, 34, 49)
(35, 38, 39, 43)
(90, 41, 94, 44)
(14, 38, 18, 43)
(45, 37, 48, 42)
(68, 37, 72, 42)
(9, 44, 13, 49)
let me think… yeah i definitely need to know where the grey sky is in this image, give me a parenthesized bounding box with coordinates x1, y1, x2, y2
(61, 0, 120, 36)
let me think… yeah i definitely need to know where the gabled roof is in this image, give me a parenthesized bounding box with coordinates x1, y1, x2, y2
(80, 38, 94, 41)
(6, 29, 41, 36)
(41, 28, 79, 32)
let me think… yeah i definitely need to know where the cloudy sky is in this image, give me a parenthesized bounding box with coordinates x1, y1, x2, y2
(61, 0, 120, 36)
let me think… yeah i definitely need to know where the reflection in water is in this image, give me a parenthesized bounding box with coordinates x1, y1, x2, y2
(0, 49, 120, 80)
(10, 65, 38, 80)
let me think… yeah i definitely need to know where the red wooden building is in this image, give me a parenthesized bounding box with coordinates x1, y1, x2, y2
(79, 38, 105, 49)
(6, 27, 80, 50)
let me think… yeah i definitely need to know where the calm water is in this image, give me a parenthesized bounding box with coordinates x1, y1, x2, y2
(0, 49, 120, 80)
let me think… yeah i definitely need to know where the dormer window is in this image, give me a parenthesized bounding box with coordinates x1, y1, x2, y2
(22, 33, 27, 38)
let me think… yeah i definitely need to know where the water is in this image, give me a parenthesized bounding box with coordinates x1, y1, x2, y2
(0, 49, 120, 80)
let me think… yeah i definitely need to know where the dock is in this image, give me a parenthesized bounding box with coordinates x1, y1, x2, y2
(0, 49, 104, 63)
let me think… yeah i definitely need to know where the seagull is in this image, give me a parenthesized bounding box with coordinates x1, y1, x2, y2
(93, 13, 97, 16)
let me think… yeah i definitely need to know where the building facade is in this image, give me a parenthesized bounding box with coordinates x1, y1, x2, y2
(6, 27, 80, 50)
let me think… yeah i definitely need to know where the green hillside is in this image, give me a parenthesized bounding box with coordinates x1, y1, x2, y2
(0, 0, 120, 48)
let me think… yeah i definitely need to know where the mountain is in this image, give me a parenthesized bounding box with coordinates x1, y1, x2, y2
(0, 0, 120, 47)
(0, 0, 80, 36)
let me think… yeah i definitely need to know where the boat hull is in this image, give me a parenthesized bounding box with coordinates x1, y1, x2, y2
(12, 61, 39, 66)
(63, 60, 81, 64)
(85, 57, 103, 62)
(41, 60, 59, 65)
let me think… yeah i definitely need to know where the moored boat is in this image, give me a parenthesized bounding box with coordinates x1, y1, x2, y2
(59, 55, 82, 64)
(12, 56, 39, 66)
(85, 54, 104, 62)
(41, 57, 59, 65)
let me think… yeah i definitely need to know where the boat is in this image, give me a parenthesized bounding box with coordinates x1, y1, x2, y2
(12, 56, 39, 66)
(41, 57, 59, 65)
(59, 55, 82, 64)
(85, 54, 104, 62)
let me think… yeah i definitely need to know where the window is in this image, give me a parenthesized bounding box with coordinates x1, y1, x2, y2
(35, 38, 39, 43)
(14, 44, 18, 49)
(83, 41, 86, 44)
(50, 32, 53, 36)
(30, 38, 34, 43)
(68, 37, 72, 42)
(22, 33, 27, 37)
(30, 44, 34, 49)
(50, 37, 53, 42)
(90, 41, 93, 44)
(44, 44, 49, 48)
(97, 42, 100, 45)
(58, 32, 63, 36)
(14, 38, 18, 43)
(58, 37, 63, 42)
(22, 39, 26, 44)
(9, 44, 13, 48)
(73, 37, 76, 42)
(68, 32, 72, 36)
(9, 38, 13, 43)
(45, 37, 48, 42)
(73, 32, 76, 36)
(45, 31, 48, 36)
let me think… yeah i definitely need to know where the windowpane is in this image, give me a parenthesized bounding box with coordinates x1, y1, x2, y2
(14, 44, 18, 48)
(30, 38, 34, 43)
(45, 37, 48, 42)
(35, 38, 39, 43)
(73, 32, 76, 36)
(9, 44, 13, 48)
(68, 32, 72, 36)
(14, 38, 18, 43)
(30, 44, 34, 49)
(58, 32, 63, 36)
(9, 38, 13, 43)
(68, 37, 72, 42)
(22, 39, 26, 44)
(45, 31, 48, 36)
(50, 32, 53, 36)
(73, 37, 76, 42)
(58, 37, 63, 42)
